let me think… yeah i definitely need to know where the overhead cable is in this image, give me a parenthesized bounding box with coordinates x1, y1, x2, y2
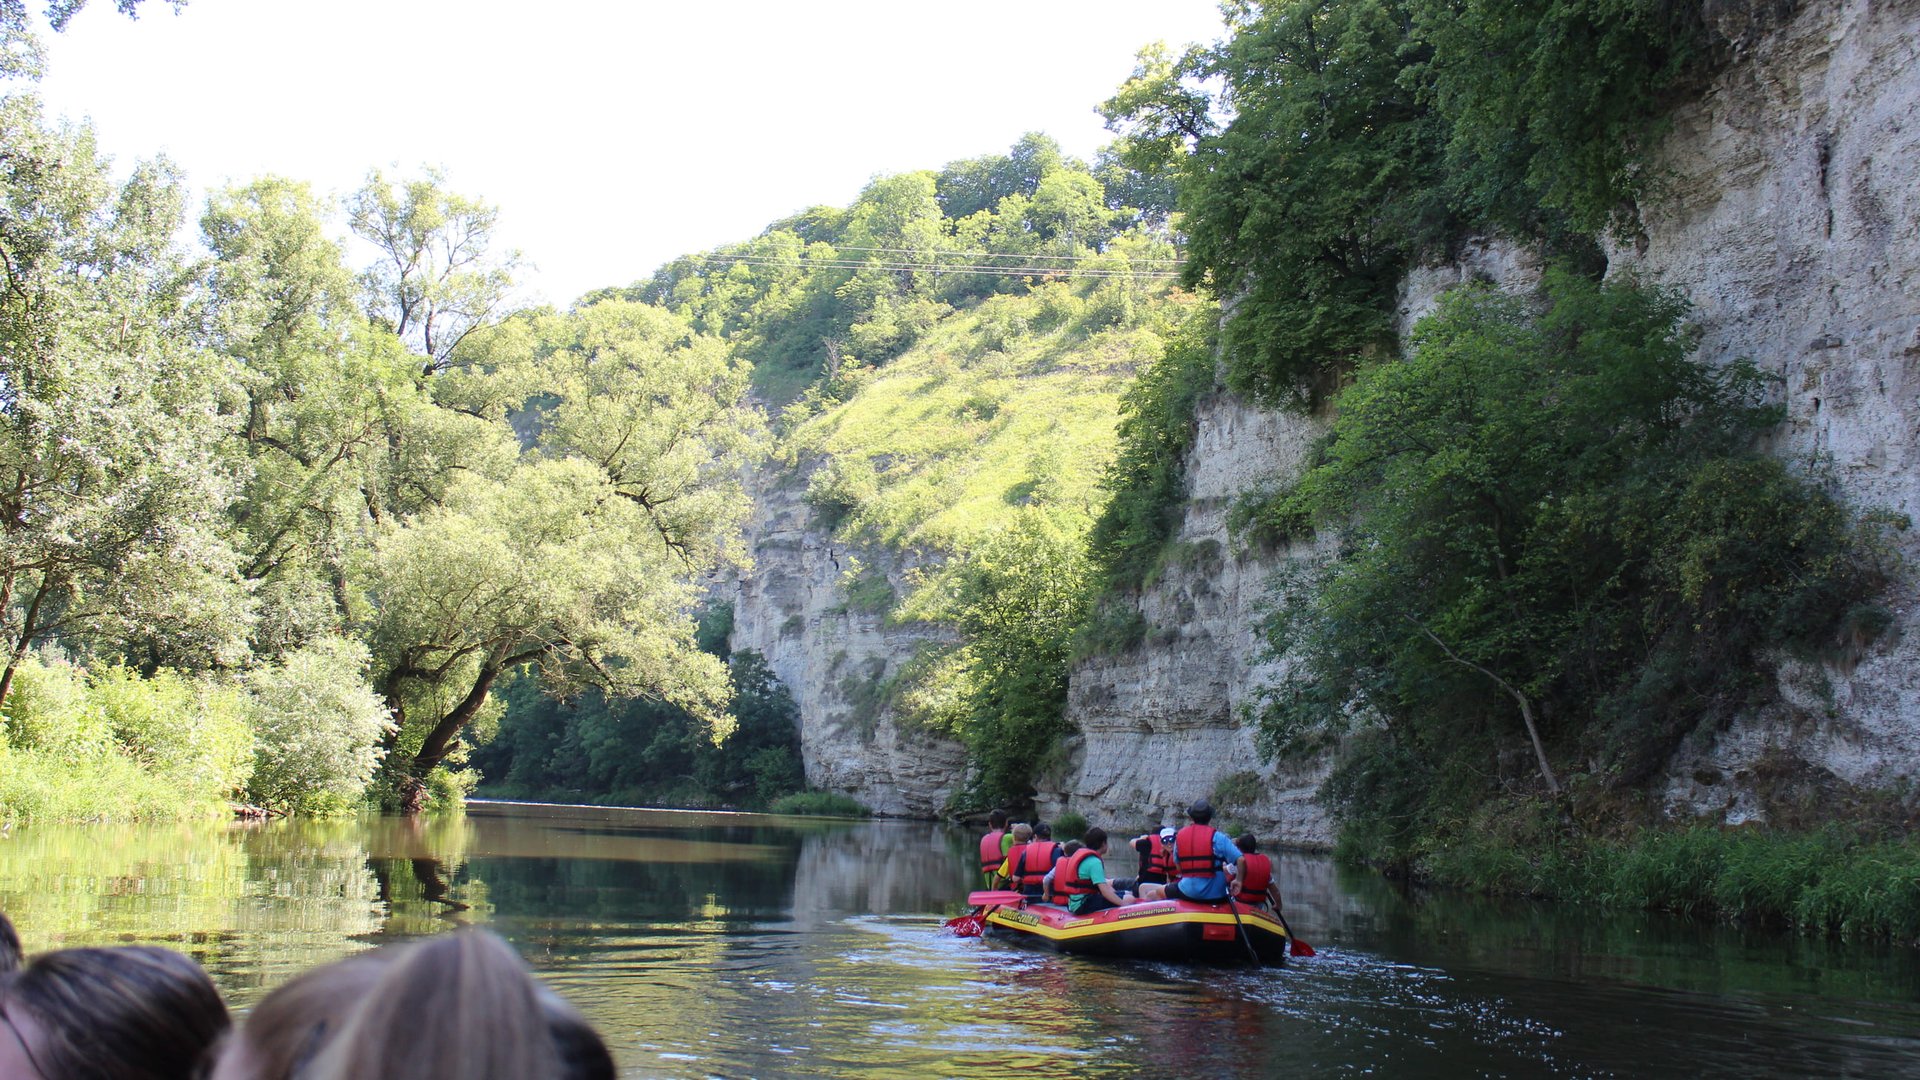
(681, 252, 1183, 280)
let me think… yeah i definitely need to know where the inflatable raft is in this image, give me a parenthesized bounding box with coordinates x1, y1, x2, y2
(977, 893, 1290, 964)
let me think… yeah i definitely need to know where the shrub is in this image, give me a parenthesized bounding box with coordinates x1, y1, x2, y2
(243, 637, 395, 815)
(767, 791, 872, 817)
(1259, 273, 1902, 858)
(1052, 811, 1089, 842)
(0, 656, 252, 822)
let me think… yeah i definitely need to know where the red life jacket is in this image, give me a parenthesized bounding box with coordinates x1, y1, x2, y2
(1234, 853, 1273, 905)
(978, 829, 1006, 873)
(1002, 841, 1026, 878)
(1175, 824, 1221, 879)
(1052, 848, 1099, 903)
(1142, 834, 1176, 881)
(1009, 841, 1057, 890)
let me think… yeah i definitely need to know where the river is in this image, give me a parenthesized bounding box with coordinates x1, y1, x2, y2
(1, 801, 1916, 1077)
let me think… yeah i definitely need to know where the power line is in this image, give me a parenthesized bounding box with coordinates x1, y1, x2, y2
(827, 244, 1186, 266)
(680, 252, 1183, 280)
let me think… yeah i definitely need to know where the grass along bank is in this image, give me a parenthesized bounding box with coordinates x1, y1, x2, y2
(1407, 820, 1920, 944)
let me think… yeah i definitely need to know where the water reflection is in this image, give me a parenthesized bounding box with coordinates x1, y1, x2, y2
(1, 802, 1918, 1077)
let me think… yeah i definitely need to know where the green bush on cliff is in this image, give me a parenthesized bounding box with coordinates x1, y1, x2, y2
(1101, 0, 1739, 405)
(1255, 272, 1902, 866)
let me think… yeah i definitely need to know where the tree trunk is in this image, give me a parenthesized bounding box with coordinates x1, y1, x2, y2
(403, 663, 503, 812)
(1406, 615, 1561, 795)
(0, 579, 50, 715)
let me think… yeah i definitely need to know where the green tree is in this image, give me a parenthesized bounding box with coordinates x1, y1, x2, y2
(361, 301, 762, 809)
(1411, 0, 1724, 235)
(1181, 0, 1450, 404)
(929, 509, 1091, 808)
(349, 167, 520, 372)
(0, 93, 250, 710)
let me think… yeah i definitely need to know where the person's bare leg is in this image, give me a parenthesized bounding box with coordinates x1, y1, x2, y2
(1137, 883, 1166, 901)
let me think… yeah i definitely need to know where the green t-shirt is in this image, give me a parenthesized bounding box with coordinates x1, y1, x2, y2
(1067, 854, 1106, 913)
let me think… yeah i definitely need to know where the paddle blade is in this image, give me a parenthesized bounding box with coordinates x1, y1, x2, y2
(1290, 937, 1316, 958)
(967, 890, 1023, 907)
(945, 913, 985, 937)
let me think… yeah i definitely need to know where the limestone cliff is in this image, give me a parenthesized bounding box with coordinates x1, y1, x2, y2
(1039, 395, 1336, 845)
(1614, 0, 1920, 818)
(727, 464, 965, 818)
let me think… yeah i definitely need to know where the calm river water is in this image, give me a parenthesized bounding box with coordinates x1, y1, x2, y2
(2, 801, 1917, 1077)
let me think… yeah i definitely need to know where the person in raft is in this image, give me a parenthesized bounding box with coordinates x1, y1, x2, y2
(1232, 833, 1282, 910)
(1003, 822, 1063, 900)
(1129, 825, 1177, 889)
(994, 822, 1035, 887)
(1137, 800, 1243, 904)
(1049, 827, 1133, 916)
(977, 809, 1011, 888)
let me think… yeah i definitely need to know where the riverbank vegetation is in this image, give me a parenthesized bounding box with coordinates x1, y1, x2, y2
(8, 0, 1912, 945)
(0, 31, 760, 821)
(1423, 821, 1920, 942)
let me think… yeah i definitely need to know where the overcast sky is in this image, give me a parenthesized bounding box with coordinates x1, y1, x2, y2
(35, 0, 1223, 306)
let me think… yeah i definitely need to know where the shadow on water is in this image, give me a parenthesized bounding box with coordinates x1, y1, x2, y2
(2, 802, 1918, 1077)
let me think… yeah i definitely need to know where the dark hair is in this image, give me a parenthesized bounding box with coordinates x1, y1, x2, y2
(1033, 822, 1051, 840)
(988, 809, 1008, 829)
(1062, 840, 1082, 856)
(0, 912, 19, 974)
(537, 986, 615, 1080)
(1235, 833, 1258, 853)
(2, 945, 230, 1080)
(1188, 799, 1214, 824)
(1082, 826, 1107, 851)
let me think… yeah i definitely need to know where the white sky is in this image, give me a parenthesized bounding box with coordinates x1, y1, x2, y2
(35, 0, 1223, 306)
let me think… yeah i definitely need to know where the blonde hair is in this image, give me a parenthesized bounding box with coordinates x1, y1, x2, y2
(1011, 823, 1034, 842)
(211, 951, 392, 1080)
(304, 931, 560, 1080)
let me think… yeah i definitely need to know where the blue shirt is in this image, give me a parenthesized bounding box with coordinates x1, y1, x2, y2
(1173, 830, 1243, 901)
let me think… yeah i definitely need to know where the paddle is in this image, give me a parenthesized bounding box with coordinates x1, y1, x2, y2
(945, 890, 1024, 937)
(1224, 897, 1262, 968)
(1274, 907, 1316, 958)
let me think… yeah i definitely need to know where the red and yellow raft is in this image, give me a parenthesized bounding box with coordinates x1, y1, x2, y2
(974, 892, 1290, 964)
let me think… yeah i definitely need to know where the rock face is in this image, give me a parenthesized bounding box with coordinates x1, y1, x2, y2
(1042, 393, 1338, 847)
(1612, 0, 1920, 817)
(727, 465, 965, 817)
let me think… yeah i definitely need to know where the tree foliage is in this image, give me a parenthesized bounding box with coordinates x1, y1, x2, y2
(1107, 0, 1452, 404)
(0, 92, 249, 712)
(620, 133, 1178, 403)
(1100, 0, 1743, 404)
(1414, 0, 1729, 235)
(918, 509, 1091, 809)
(1083, 305, 1219, 597)
(0, 51, 771, 817)
(470, 647, 804, 811)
